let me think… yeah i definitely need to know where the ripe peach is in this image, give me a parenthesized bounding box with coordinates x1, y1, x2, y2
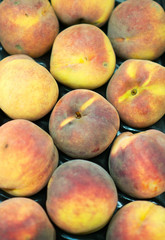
(46, 159, 118, 234)
(108, 129, 165, 199)
(106, 59, 165, 128)
(49, 89, 120, 159)
(0, 197, 56, 240)
(0, 54, 59, 121)
(107, 0, 165, 60)
(106, 201, 165, 240)
(50, 24, 116, 89)
(0, 119, 59, 196)
(0, 0, 59, 58)
(51, 0, 115, 27)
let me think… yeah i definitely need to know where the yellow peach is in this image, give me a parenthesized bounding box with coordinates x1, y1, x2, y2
(51, 0, 115, 27)
(49, 89, 120, 159)
(50, 24, 116, 89)
(0, 0, 59, 58)
(106, 59, 165, 128)
(0, 54, 59, 121)
(109, 129, 165, 199)
(106, 201, 165, 240)
(107, 0, 165, 60)
(46, 159, 118, 234)
(0, 197, 56, 240)
(0, 119, 59, 196)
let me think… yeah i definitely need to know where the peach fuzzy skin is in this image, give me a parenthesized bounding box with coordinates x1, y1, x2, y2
(106, 201, 165, 240)
(107, 0, 165, 60)
(0, 0, 59, 58)
(0, 119, 59, 196)
(0, 54, 59, 121)
(106, 59, 165, 128)
(49, 89, 120, 159)
(109, 129, 165, 199)
(46, 159, 118, 234)
(0, 198, 56, 240)
(51, 0, 115, 27)
(50, 24, 116, 89)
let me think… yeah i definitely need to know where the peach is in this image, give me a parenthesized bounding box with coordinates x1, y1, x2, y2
(49, 89, 120, 159)
(46, 159, 118, 234)
(0, 54, 59, 121)
(0, 0, 59, 58)
(50, 24, 116, 89)
(51, 0, 115, 27)
(0, 197, 56, 240)
(107, 0, 165, 60)
(108, 129, 165, 199)
(0, 119, 59, 196)
(106, 200, 165, 240)
(106, 59, 165, 128)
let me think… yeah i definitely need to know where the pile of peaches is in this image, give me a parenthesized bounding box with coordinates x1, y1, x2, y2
(0, 0, 164, 239)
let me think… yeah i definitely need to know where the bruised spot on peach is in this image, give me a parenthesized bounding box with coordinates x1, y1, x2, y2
(15, 44, 23, 50)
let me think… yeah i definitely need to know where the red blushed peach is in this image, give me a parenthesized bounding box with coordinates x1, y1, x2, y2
(108, 129, 165, 199)
(0, 0, 59, 58)
(49, 89, 120, 159)
(0, 54, 59, 121)
(106, 201, 165, 240)
(51, 0, 115, 27)
(46, 159, 118, 235)
(0, 119, 59, 196)
(50, 24, 116, 89)
(0, 197, 56, 240)
(106, 59, 165, 128)
(107, 0, 165, 60)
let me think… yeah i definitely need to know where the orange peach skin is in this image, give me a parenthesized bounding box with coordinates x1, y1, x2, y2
(106, 59, 165, 128)
(0, 119, 59, 196)
(46, 159, 118, 234)
(0, 197, 56, 240)
(108, 130, 165, 199)
(0, 54, 59, 121)
(107, 0, 165, 60)
(106, 201, 165, 240)
(0, 0, 59, 58)
(51, 0, 115, 27)
(50, 24, 116, 89)
(49, 89, 120, 159)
